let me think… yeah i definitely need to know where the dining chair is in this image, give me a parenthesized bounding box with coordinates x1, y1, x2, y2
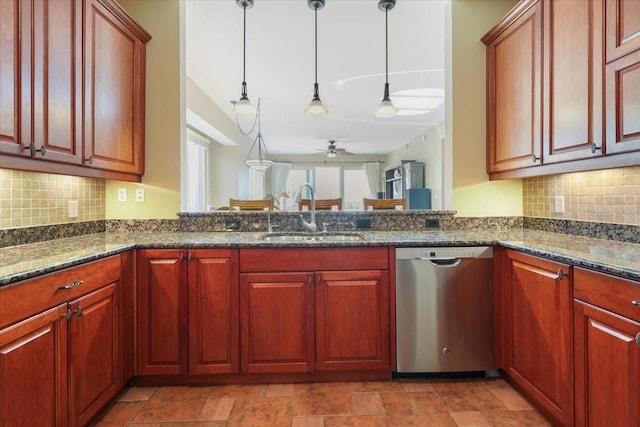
(229, 198, 274, 211)
(362, 198, 406, 210)
(298, 197, 342, 211)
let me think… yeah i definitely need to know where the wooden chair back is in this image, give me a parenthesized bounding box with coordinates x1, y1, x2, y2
(229, 198, 274, 211)
(362, 198, 406, 210)
(298, 198, 342, 211)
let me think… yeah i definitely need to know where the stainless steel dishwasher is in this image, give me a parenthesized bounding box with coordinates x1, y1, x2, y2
(395, 246, 494, 375)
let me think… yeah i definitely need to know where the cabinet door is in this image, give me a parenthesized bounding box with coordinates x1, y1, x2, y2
(605, 49, 640, 154)
(137, 249, 187, 375)
(240, 272, 314, 373)
(316, 270, 390, 371)
(606, 0, 640, 62)
(543, 0, 604, 163)
(0, 305, 68, 427)
(188, 249, 239, 374)
(0, 0, 27, 157)
(29, 0, 83, 164)
(504, 250, 572, 427)
(68, 283, 121, 427)
(0, 0, 82, 163)
(485, 2, 542, 172)
(574, 300, 640, 427)
(84, 0, 146, 174)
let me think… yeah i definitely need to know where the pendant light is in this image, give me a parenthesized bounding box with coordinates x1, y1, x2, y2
(305, 0, 329, 118)
(244, 99, 273, 171)
(376, 0, 398, 118)
(233, 0, 255, 116)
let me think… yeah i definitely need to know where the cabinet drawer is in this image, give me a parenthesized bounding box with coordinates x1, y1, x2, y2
(574, 267, 640, 322)
(0, 255, 121, 329)
(240, 247, 389, 272)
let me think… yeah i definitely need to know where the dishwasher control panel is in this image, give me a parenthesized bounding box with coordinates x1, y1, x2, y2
(396, 246, 493, 260)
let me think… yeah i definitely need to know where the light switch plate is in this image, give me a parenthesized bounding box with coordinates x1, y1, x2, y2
(135, 188, 145, 203)
(69, 200, 78, 218)
(117, 188, 127, 202)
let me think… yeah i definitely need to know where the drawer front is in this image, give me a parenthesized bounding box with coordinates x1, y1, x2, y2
(0, 255, 121, 328)
(574, 267, 640, 322)
(239, 247, 389, 272)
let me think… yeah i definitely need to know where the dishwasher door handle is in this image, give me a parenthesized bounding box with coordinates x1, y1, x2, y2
(415, 257, 462, 267)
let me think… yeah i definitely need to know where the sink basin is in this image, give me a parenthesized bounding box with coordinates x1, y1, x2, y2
(260, 232, 365, 242)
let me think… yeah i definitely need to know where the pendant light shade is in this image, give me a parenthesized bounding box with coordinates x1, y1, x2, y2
(376, 0, 398, 118)
(234, 0, 255, 117)
(244, 99, 273, 171)
(305, 0, 328, 118)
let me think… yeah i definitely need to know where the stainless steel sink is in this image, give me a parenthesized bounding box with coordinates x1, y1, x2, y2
(260, 232, 365, 242)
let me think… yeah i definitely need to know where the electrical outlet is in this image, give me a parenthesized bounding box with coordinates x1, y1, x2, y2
(117, 188, 127, 202)
(553, 196, 565, 213)
(135, 188, 145, 203)
(69, 200, 78, 218)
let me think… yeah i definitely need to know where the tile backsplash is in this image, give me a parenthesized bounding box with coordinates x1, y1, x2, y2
(524, 166, 640, 226)
(0, 169, 105, 229)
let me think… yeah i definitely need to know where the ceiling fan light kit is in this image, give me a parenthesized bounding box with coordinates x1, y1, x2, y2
(305, 0, 329, 118)
(375, 0, 398, 118)
(233, 0, 256, 117)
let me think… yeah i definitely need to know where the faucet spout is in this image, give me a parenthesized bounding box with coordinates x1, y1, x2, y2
(296, 183, 317, 232)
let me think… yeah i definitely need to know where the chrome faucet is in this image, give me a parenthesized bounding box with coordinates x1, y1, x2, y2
(295, 183, 316, 233)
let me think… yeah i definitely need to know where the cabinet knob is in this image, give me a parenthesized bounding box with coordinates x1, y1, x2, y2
(532, 154, 540, 163)
(36, 145, 46, 156)
(73, 306, 83, 317)
(591, 143, 602, 154)
(636, 333, 640, 348)
(62, 309, 73, 320)
(85, 155, 94, 165)
(25, 142, 35, 156)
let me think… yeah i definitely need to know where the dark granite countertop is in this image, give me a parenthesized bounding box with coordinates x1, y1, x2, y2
(2, 229, 640, 286)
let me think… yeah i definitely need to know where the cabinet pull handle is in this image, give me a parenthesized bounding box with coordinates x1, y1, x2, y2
(25, 142, 35, 156)
(188, 253, 193, 262)
(636, 333, 640, 348)
(62, 309, 73, 320)
(36, 145, 46, 156)
(632, 300, 640, 307)
(532, 154, 540, 163)
(179, 253, 185, 262)
(555, 269, 564, 280)
(73, 306, 83, 317)
(58, 280, 84, 290)
(308, 277, 312, 285)
(591, 143, 602, 154)
(85, 155, 94, 164)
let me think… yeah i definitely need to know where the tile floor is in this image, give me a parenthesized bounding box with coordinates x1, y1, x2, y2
(93, 378, 551, 427)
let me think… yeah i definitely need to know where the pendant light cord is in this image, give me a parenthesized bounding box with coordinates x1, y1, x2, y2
(243, 6, 247, 88)
(314, 8, 318, 85)
(385, 6, 388, 85)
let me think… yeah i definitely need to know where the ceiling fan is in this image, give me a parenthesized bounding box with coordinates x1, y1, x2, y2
(315, 141, 354, 158)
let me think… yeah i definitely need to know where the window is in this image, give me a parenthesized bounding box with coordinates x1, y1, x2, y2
(284, 165, 369, 211)
(184, 128, 210, 211)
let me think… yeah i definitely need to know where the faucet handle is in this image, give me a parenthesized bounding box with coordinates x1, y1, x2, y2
(322, 222, 329, 233)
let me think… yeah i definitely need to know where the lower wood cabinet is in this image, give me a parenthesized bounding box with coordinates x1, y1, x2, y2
(493, 248, 572, 427)
(239, 247, 391, 375)
(0, 255, 122, 427)
(573, 267, 640, 427)
(136, 249, 239, 376)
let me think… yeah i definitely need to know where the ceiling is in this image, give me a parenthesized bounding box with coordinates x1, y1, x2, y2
(185, 0, 447, 156)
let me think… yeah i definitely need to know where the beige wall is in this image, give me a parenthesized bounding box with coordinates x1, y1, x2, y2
(450, 0, 522, 216)
(105, 0, 183, 219)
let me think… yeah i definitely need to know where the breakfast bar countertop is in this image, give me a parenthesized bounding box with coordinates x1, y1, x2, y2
(2, 228, 640, 286)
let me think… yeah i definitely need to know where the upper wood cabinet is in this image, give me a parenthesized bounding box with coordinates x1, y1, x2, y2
(605, 0, 640, 62)
(483, 0, 543, 173)
(0, 0, 150, 181)
(543, 0, 604, 163)
(84, 0, 150, 176)
(485, 0, 640, 179)
(0, 0, 83, 164)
